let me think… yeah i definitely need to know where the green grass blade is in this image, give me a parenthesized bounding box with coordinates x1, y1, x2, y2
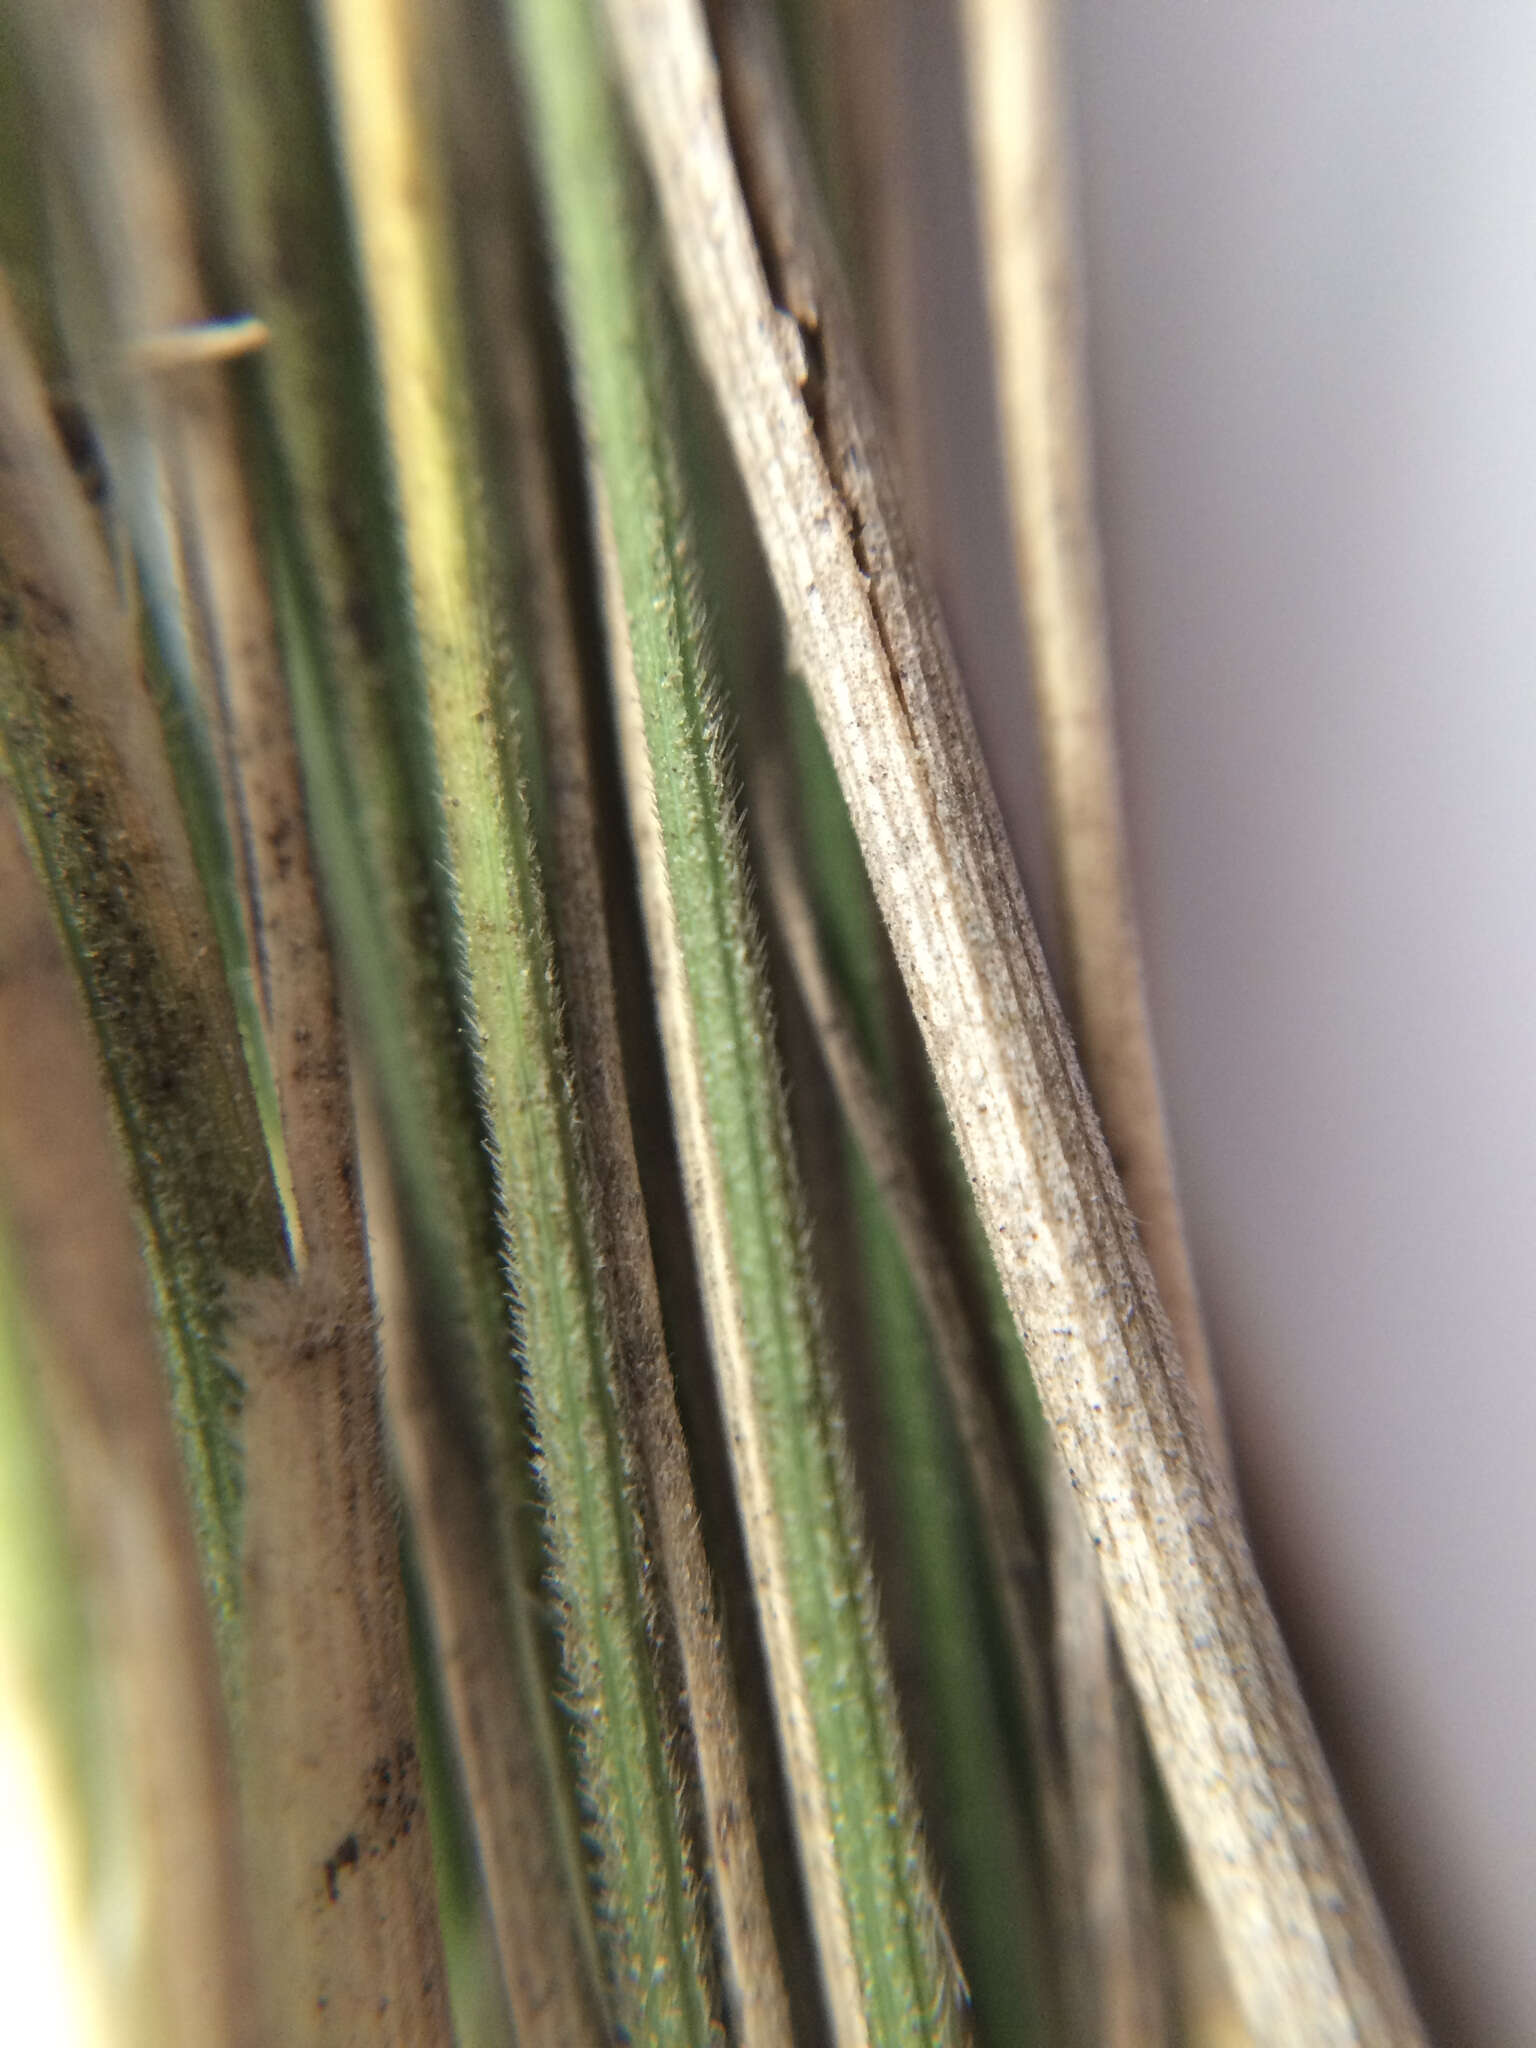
(313, 3, 716, 2039)
(773, 694, 1058, 2047)
(509, 9, 959, 2043)
(848, 1152, 1050, 2048)
(441, 37, 793, 2032)
(162, 0, 486, 1275)
(156, 0, 621, 2028)
(0, 280, 289, 1625)
(5, 0, 299, 1249)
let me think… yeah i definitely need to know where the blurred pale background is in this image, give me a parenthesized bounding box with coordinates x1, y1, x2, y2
(878, 4, 1536, 2041)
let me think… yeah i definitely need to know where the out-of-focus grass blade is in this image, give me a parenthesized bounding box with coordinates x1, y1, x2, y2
(7, 8, 459, 2029)
(6, 0, 299, 1249)
(508, 9, 959, 2044)
(0, 1225, 116, 2048)
(313, 2, 717, 2039)
(956, 13, 1231, 2024)
(401, 1533, 518, 2048)
(163, 0, 478, 1243)
(0, 794, 256, 2048)
(0, 275, 289, 1627)
(955, 0, 1224, 1463)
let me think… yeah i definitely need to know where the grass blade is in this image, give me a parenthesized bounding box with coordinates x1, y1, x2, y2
(600, 4, 1426, 2039)
(158, 0, 619, 2027)
(8, 0, 300, 1246)
(0, 795, 255, 2048)
(0, 1222, 117, 2048)
(509, 10, 960, 2042)
(955, 0, 1225, 1470)
(954, 16, 1236, 2015)
(1049, 1457, 1168, 2048)
(10, 7, 458, 2024)
(442, 42, 792, 2028)
(313, 3, 717, 2037)
(0, 274, 288, 1624)
(754, 747, 1070, 2043)
(760, 708, 1059, 2045)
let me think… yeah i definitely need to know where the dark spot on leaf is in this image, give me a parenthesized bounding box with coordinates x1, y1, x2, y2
(323, 1832, 360, 1903)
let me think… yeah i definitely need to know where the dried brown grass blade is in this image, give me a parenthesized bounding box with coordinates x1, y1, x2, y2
(601, 3, 1426, 2039)
(955, 0, 1225, 1471)
(949, 4, 1231, 2029)
(957, 7, 1237, 2030)
(1049, 1460, 1168, 2048)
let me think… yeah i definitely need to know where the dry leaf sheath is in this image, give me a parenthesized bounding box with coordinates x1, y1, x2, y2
(598, 3, 1424, 2042)
(955, 0, 1225, 1467)
(958, 5, 1229, 2039)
